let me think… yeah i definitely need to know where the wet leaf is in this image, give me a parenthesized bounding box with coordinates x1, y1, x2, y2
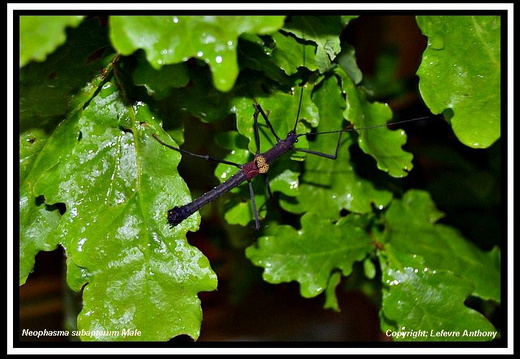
(283, 15, 343, 72)
(110, 16, 285, 92)
(416, 16, 500, 148)
(377, 190, 500, 302)
(246, 213, 373, 298)
(380, 252, 497, 341)
(162, 63, 234, 122)
(338, 68, 414, 178)
(24, 79, 217, 341)
(19, 129, 62, 284)
(337, 44, 363, 85)
(19, 49, 120, 284)
(271, 30, 319, 74)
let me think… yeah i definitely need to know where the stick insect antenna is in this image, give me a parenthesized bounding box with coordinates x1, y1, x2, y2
(292, 32, 307, 133)
(296, 116, 432, 138)
(152, 134, 243, 168)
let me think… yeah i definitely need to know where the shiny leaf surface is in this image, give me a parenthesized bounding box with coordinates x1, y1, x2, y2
(110, 16, 285, 92)
(381, 252, 497, 341)
(377, 190, 500, 302)
(416, 16, 500, 148)
(24, 79, 217, 341)
(246, 213, 373, 298)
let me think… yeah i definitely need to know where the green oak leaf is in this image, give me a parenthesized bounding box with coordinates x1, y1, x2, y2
(20, 15, 84, 67)
(416, 16, 500, 148)
(19, 129, 61, 284)
(337, 44, 363, 85)
(19, 190, 61, 285)
(283, 15, 343, 73)
(376, 190, 500, 302)
(271, 31, 319, 75)
(338, 68, 414, 178)
(20, 129, 48, 181)
(380, 251, 497, 341)
(239, 17, 336, 79)
(246, 213, 373, 298)
(19, 53, 120, 285)
(26, 79, 217, 341)
(109, 16, 286, 92)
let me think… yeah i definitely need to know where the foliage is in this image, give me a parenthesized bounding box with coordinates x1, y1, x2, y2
(19, 15, 501, 341)
(416, 16, 501, 148)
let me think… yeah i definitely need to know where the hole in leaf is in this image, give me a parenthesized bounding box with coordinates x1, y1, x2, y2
(34, 195, 46, 207)
(34, 195, 66, 215)
(52, 202, 67, 215)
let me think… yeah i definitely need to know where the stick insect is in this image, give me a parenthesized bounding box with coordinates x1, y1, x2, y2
(153, 23, 430, 230)
(153, 84, 426, 230)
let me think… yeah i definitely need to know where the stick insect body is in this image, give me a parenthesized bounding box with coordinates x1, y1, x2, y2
(153, 94, 335, 229)
(153, 87, 425, 230)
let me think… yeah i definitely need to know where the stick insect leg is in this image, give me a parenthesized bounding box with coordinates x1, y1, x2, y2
(252, 108, 262, 155)
(293, 130, 344, 160)
(253, 102, 273, 198)
(248, 180, 261, 230)
(153, 134, 242, 168)
(264, 175, 272, 198)
(253, 99, 282, 143)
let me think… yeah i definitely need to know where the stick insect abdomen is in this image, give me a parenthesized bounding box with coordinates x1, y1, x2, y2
(166, 132, 299, 227)
(168, 170, 248, 227)
(167, 152, 271, 227)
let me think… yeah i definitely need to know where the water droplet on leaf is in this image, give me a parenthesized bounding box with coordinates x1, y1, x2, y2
(429, 33, 445, 50)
